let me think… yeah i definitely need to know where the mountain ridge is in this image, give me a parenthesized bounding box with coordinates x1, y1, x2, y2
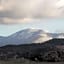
(0, 28, 64, 46)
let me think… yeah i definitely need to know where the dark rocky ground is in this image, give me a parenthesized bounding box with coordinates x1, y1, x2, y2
(0, 38, 64, 62)
(0, 59, 64, 64)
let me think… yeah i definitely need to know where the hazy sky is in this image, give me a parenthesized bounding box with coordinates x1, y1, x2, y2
(0, 18, 64, 36)
(0, 0, 64, 36)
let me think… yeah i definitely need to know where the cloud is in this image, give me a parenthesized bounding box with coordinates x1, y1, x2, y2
(0, 0, 64, 24)
(0, 18, 33, 24)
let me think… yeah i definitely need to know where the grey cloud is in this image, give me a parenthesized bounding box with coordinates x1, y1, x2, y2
(0, 0, 64, 24)
(0, 10, 23, 19)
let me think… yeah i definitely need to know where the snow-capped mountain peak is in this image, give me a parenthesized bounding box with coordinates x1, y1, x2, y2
(6, 28, 52, 44)
(9, 28, 49, 39)
(0, 28, 64, 46)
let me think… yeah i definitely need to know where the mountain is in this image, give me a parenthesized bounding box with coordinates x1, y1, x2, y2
(0, 28, 64, 46)
(0, 28, 51, 46)
(5, 28, 52, 44)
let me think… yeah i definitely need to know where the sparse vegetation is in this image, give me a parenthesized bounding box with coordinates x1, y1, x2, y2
(0, 59, 64, 64)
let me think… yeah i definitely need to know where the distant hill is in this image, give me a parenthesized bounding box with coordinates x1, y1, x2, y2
(42, 38, 64, 46)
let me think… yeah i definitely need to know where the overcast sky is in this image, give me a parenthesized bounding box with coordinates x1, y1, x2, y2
(0, 0, 64, 36)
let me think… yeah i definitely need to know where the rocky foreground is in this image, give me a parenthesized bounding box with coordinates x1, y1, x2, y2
(0, 39, 64, 62)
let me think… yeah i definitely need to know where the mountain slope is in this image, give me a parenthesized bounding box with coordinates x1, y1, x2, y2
(6, 29, 52, 44)
(0, 29, 52, 46)
(43, 38, 64, 46)
(0, 28, 64, 46)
